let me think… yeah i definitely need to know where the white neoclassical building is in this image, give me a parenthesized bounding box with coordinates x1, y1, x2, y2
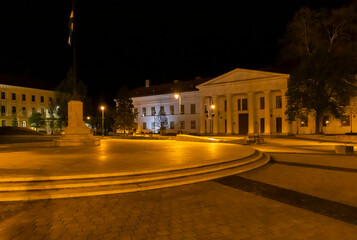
(132, 68, 357, 136)
(196, 68, 290, 135)
(131, 78, 208, 134)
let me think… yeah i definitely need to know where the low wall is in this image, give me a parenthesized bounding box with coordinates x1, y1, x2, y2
(0, 135, 59, 144)
(295, 134, 357, 143)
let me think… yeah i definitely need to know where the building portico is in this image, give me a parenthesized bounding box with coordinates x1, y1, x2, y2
(197, 68, 290, 135)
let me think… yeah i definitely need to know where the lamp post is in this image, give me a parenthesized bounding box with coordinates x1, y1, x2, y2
(210, 104, 215, 134)
(100, 106, 105, 137)
(174, 93, 181, 133)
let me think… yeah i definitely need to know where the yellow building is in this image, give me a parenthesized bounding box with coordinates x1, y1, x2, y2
(0, 74, 55, 132)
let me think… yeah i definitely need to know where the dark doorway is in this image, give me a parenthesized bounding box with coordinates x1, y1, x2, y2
(260, 118, 265, 133)
(276, 117, 282, 133)
(239, 114, 248, 135)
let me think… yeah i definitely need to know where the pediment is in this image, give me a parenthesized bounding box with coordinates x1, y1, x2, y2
(197, 68, 289, 87)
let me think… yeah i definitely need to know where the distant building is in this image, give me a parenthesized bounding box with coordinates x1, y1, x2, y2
(0, 74, 56, 133)
(130, 78, 210, 134)
(131, 68, 357, 135)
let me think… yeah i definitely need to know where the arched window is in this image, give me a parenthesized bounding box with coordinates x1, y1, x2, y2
(1, 106, 5, 116)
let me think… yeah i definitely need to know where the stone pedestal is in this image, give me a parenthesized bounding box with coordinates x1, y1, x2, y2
(54, 100, 100, 146)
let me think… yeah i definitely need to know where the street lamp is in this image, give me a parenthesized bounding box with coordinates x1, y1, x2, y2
(100, 106, 105, 137)
(174, 93, 182, 133)
(210, 104, 215, 134)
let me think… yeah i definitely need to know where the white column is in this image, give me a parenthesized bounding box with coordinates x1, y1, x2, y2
(200, 96, 206, 134)
(281, 89, 289, 134)
(213, 95, 219, 134)
(226, 94, 232, 134)
(264, 90, 271, 135)
(248, 92, 254, 134)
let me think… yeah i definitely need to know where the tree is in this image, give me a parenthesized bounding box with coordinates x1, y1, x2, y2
(50, 68, 88, 130)
(283, 4, 357, 134)
(279, 4, 357, 71)
(112, 87, 137, 134)
(11, 117, 18, 127)
(29, 112, 45, 131)
(155, 110, 168, 135)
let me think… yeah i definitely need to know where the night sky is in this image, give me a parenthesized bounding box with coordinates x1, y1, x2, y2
(0, 0, 350, 104)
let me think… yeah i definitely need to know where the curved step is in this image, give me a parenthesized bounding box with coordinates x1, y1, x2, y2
(0, 151, 262, 191)
(0, 152, 269, 202)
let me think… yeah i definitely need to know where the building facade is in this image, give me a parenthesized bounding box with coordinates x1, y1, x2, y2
(0, 76, 55, 133)
(197, 68, 290, 135)
(131, 68, 357, 135)
(131, 79, 207, 134)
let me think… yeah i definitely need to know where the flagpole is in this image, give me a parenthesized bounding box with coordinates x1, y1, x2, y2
(72, 0, 79, 100)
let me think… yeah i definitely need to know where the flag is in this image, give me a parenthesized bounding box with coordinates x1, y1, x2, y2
(68, 10, 74, 45)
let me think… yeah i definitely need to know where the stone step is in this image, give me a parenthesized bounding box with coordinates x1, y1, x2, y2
(0, 151, 262, 191)
(0, 152, 269, 202)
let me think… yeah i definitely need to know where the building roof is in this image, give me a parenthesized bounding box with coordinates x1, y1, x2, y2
(0, 74, 55, 91)
(197, 68, 289, 88)
(130, 77, 211, 98)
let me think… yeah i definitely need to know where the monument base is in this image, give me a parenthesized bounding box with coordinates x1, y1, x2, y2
(54, 100, 101, 147)
(54, 134, 101, 146)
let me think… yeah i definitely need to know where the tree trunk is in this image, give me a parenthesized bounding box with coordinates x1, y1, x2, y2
(315, 111, 322, 134)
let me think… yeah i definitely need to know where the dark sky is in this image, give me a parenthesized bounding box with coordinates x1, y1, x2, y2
(0, 0, 350, 104)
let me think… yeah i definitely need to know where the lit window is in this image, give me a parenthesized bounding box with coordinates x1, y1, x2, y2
(300, 116, 308, 127)
(22, 121, 26, 128)
(341, 115, 350, 126)
(323, 116, 329, 127)
(142, 108, 146, 117)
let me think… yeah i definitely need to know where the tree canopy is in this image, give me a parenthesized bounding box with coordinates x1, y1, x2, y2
(50, 68, 88, 129)
(29, 112, 45, 131)
(283, 4, 357, 133)
(111, 86, 137, 134)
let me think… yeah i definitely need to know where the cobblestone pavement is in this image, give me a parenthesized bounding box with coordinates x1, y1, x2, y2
(1, 180, 357, 240)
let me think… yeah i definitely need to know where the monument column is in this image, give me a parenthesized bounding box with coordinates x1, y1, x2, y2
(264, 90, 271, 135)
(200, 96, 206, 134)
(226, 94, 232, 134)
(213, 95, 219, 134)
(281, 89, 289, 134)
(248, 92, 255, 134)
